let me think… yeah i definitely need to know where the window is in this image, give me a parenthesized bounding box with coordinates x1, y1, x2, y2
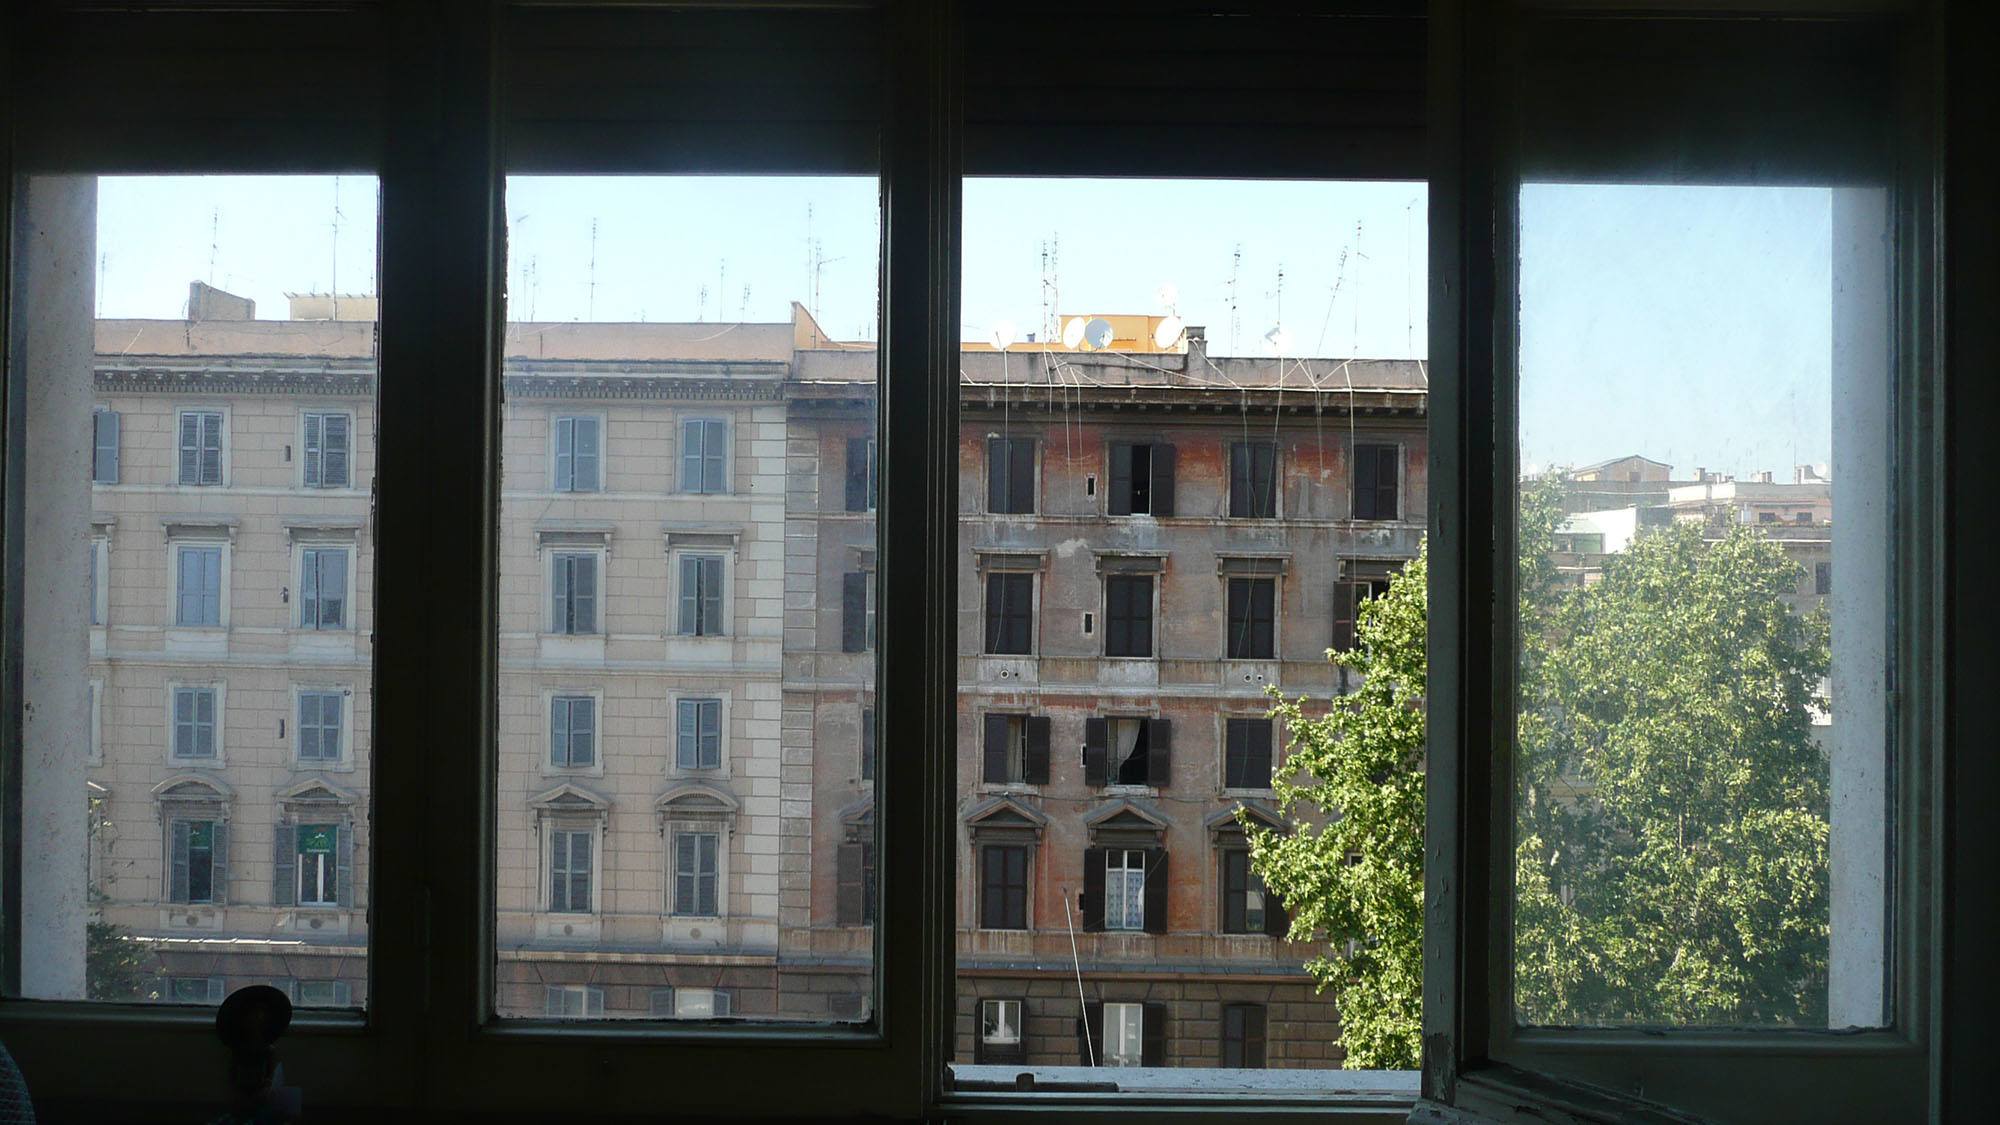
(167, 977, 225, 1005)
(1102, 849, 1147, 932)
(176, 410, 224, 486)
(548, 828, 593, 914)
(1085, 716, 1171, 788)
(302, 411, 352, 488)
(550, 551, 598, 635)
(546, 985, 605, 1018)
(174, 544, 223, 626)
(983, 572, 1033, 655)
(978, 998, 1024, 1064)
(987, 436, 1035, 514)
(295, 824, 341, 907)
(845, 436, 877, 511)
(676, 698, 722, 770)
(1103, 574, 1153, 657)
(88, 537, 107, 625)
(168, 819, 221, 904)
(297, 690, 345, 763)
(1221, 848, 1284, 936)
(1332, 575, 1393, 653)
(678, 554, 724, 636)
(550, 695, 596, 769)
(1223, 717, 1274, 791)
(299, 546, 348, 629)
(860, 707, 876, 782)
(1229, 441, 1278, 518)
(293, 980, 353, 1008)
(672, 831, 720, 917)
(1226, 577, 1276, 659)
(1351, 443, 1399, 520)
(837, 839, 877, 926)
(668, 988, 731, 1019)
(1107, 442, 1174, 516)
(171, 686, 218, 760)
(1817, 560, 1833, 596)
(1221, 1003, 1266, 1068)
(980, 713, 1049, 785)
(552, 414, 601, 492)
(1103, 1002, 1145, 1067)
(680, 418, 727, 493)
(978, 845, 1027, 930)
(842, 570, 875, 652)
(91, 408, 120, 483)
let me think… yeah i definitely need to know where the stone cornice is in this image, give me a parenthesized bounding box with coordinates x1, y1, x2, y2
(96, 366, 373, 396)
(503, 374, 785, 402)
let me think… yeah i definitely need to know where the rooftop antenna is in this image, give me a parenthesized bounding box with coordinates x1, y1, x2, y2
(208, 207, 220, 285)
(586, 218, 598, 320)
(740, 284, 751, 319)
(1352, 219, 1367, 355)
(527, 254, 539, 322)
(718, 259, 728, 321)
(804, 203, 814, 310)
(330, 176, 342, 318)
(1225, 243, 1243, 355)
(1405, 197, 1418, 356)
(1039, 234, 1061, 343)
(97, 251, 107, 317)
(697, 283, 708, 322)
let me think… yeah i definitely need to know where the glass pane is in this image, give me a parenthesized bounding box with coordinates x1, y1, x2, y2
(953, 179, 1429, 1086)
(494, 176, 880, 1021)
(1514, 183, 1890, 1029)
(12, 175, 378, 1007)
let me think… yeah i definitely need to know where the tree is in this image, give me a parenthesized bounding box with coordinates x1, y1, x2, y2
(86, 918, 155, 1002)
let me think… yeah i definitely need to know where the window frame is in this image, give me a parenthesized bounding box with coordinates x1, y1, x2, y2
(546, 690, 601, 773)
(549, 411, 605, 494)
(297, 543, 353, 631)
(174, 406, 228, 488)
(678, 414, 729, 495)
(300, 408, 355, 491)
(169, 540, 228, 629)
(546, 547, 602, 636)
(293, 685, 352, 769)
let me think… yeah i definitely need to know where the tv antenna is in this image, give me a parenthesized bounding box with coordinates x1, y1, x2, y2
(208, 208, 220, 285)
(586, 218, 598, 320)
(697, 283, 708, 322)
(1225, 243, 1243, 355)
(329, 176, 343, 318)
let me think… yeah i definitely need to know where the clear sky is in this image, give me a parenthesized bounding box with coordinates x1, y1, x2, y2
(95, 175, 1834, 478)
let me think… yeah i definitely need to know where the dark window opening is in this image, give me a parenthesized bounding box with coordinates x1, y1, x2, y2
(987, 436, 1036, 514)
(1224, 717, 1274, 790)
(1221, 1002, 1267, 1067)
(984, 571, 1034, 654)
(979, 844, 1028, 930)
(1229, 441, 1278, 518)
(1104, 574, 1154, 657)
(1108, 442, 1175, 516)
(1352, 443, 1400, 521)
(1226, 576, 1276, 659)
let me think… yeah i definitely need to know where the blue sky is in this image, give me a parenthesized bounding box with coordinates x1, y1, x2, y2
(95, 175, 1833, 477)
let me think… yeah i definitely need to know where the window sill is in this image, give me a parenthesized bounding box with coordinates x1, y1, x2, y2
(947, 1064, 1418, 1118)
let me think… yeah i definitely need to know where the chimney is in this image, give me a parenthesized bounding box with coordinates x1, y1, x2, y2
(187, 280, 255, 322)
(1758, 470, 1774, 484)
(1185, 325, 1207, 374)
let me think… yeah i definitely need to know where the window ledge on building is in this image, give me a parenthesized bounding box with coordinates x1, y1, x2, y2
(535, 914, 604, 942)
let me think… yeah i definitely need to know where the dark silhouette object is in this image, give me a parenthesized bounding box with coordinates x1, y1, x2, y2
(211, 986, 299, 1125)
(0, 1042, 35, 1123)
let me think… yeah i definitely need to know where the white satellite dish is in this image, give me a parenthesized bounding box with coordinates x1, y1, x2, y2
(1152, 315, 1186, 351)
(990, 320, 1018, 351)
(1261, 325, 1293, 355)
(1154, 282, 1180, 310)
(1083, 317, 1116, 350)
(1061, 316, 1087, 349)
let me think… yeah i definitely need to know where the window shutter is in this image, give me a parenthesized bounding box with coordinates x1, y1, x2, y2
(700, 557, 724, 634)
(1229, 443, 1250, 516)
(842, 571, 867, 652)
(982, 713, 1011, 784)
(845, 437, 870, 511)
(1009, 439, 1035, 514)
(576, 698, 596, 767)
(1263, 876, 1291, 939)
(323, 550, 347, 628)
(1083, 718, 1108, 787)
(552, 556, 571, 632)
(1256, 442, 1278, 516)
(1254, 578, 1275, 657)
(1080, 1001, 1104, 1066)
(211, 821, 230, 906)
(575, 556, 597, 634)
(170, 820, 191, 904)
(1225, 719, 1248, 789)
(1243, 1004, 1267, 1066)
(703, 419, 727, 492)
(200, 413, 223, 484)
(323, 413, 350, 487)
(1107, 444, 1133, 515)
(178, 413, 200, 484)
(1249, 719, 1274, 788)
(273, 822, 296, 907)
(986, 437, 1008, 513)
(1143, 848, 1169, 934)
(1375, 444, 1399, 519)
(93, 410, 120, 483)
(1081, 846, 1106, 931)
(1141, 1001, 1168, 1066)
(1222, 849, 1246, 932)
(979, 846, 1002, 928)
(1149, 444, 1176, 516)
(1135, 576, 1156, 657)
(575, 417, 599, 491)
(861, 709, 876, 780)
(1353, 442, 1378, 519)
(1146, 718, 1172, 788)
(836, 842, 865, 925)
(1023, 716, 1051, 784)
(335, 824, 354, 908)
(1333, 580, 1362, 652)
(554, 416, 574, 490)
(681, 419, 704, 491)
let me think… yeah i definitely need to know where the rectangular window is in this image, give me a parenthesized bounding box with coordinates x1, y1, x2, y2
(550, 695, 597, 768)
(678, 554, 726, 636)
(1224, 717, 1274, 791)
(177, 410, 224, 486)
(296, 824, 340, 907)
(1332, 575, 1393, 654)
(302, 411, 352, 489)
(1226, 576, 1276, 659)
(680, 418, 727, 494)
(546, 985, 605, 1018)
(1221, 1003, 1267, 1068)
(860, 707, 876, 782)
(983, 572, 1033, 655)
(1104, 1002, 1146, 1067)
(552, 414, 601, 492)
(1816, 560, 1833, 596)
(297, 691, 345, 763)
(88, 538, 105, 625)
(293, 980, 353, 1008)
(672, 988, 731, 1019)
(1103, 574, 1154, 657)
(672, 831, 720, 917)
(675, 698, 722, 770)
(979, 845, 1028, 930)
(987, 436, 1036, 514)
(1352, 443, 1400, 520)
(171, 687, 218, 760)
(845, 436, 877, 512)
(842, 570, 875, 652)
(1103, 849, 1147, 932)
(837, 838, 877, 926)
(174, 544, 223, 626)
(169, 819, 219, 904)
(981, 713, 1051, 785)
(299, 546, 348, 629)
(91, 408, 120, 484)
(1107, 442, 1175, 516)
(1229, 440, 1278, 518)
(1084, 716, 1171, 788)
(979, 998, 1024, 1064)
(548, 829, 593, 914)
(1221, 848, 1274, 934)
(168, 977, 225, 1005)
(550, 552, 598, 635)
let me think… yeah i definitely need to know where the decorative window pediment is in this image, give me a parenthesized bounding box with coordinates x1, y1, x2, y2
(278, 776, 360, 807)
(653, 780, 738, 827)
(1083, 797, 1169, 845)
(151, 772, 235, 805)
(1206, 799, 1283, 842)
(963, 794, 1046, 844)
(531, 781, 612, 815)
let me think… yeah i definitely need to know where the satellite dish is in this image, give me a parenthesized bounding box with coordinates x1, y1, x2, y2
(1154, 282, 1179, 309)
(1261, 325, 1293, 355)
(1153, 315, 1186, 351)
(1061, 316, 1087, 349)
(1083, 317, 1116, 350)
(990, 320, 1018, 351)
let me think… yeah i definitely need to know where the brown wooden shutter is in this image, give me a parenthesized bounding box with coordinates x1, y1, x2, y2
(1333, 580, 1362, 652)
(836, 842, 864, 925)
(842, 572, 867, 652)
(1353, 442, 1378, 519)
(845, 437, 870, 511)
(272, 821, 295, 907)
(1248, 718, 1273, 787)
(1149, 444, 1176, 516)
(1375, 444, 1400, 520)
(1222, 848, 1246, 932)
(1224, 719, 1248, 789)
(1263, 875, 1291, 939)
(1081, 846, 1106, 931)
(211, 821, 229, 906)
(1146, 718, 1172, 788)
(986, 437, 1008, 513)
(982, 713, 1011, 784)
(1141, 1001, 1168, 1066)
(1229, 442, 1251, 516)
(1083, 718, 1108, 787)
(1023, 715, 1051, 784)
(1079, 1001, 1104, 1066)
(1142, 847, 1169, 934)
(1009, 439, 1035, 514)
(1107, 444, 1133, 515)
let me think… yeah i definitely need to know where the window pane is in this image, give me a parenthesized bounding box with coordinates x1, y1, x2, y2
(496, 176, 879, 1021)
(10, 175, 377, 1007)
(1514, 183, 1889, 1029)
(955, 179, 1428, 1081)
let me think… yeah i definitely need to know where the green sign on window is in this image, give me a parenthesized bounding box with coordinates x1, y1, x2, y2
(299, 825, 337, 855)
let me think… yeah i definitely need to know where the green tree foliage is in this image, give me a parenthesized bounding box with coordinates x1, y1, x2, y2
(86, 918, 155, 1002)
